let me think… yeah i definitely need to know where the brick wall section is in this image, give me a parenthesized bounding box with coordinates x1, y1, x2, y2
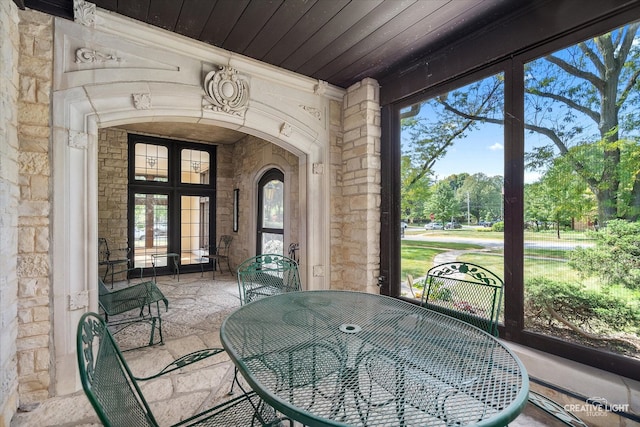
(98, 128, 129, 280)
(232, 135, 299, 266)
(15, 9, 53, 406)
(0, 1, 20, 425)
(337, 78, 381, 292)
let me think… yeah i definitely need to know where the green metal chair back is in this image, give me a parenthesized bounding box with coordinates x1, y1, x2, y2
(236, 254, 301, 305)
(77, 312, 159, 427)
(421, 262, 503, 336)
(78, 312, 291, 426)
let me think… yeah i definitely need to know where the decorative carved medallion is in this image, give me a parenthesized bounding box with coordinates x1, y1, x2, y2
(132, 93, 152, 110)
(75, 48, 120, 64)
(203, 66, 249, 117)
(313, 163, 324, 174)
(299, 105, 322, 120)
(68, 131, 88, 149)
(73, 0, 96, 28)
(280, 122, 292, 137)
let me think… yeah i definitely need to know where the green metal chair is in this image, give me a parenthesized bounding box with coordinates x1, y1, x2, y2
(98, 276, 168, 349)
(201, 235, 233, 278)
(229, 254, 302, 394)
(76, 312, 291, 427)
(98, 237, 141, 287)
(236, 254, 302, 305)
(421, 261, 503, 336)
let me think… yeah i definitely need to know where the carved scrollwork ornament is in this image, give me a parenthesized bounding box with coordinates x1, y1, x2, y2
(75, 48, 120, 64)
(203, 66, 249, 117)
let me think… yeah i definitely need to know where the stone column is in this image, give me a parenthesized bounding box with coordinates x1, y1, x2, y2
(15, 9, 53, 405)
(336, 78, 381, 293)
(0, 1, 21, 424)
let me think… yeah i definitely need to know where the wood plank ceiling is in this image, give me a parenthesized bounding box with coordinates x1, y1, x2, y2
(22, 0, 521, 89)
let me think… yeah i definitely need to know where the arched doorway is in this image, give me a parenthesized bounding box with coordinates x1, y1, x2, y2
(256, 168, 284, 255)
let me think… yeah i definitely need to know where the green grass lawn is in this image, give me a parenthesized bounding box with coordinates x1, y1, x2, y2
(401, 240, 484, 282)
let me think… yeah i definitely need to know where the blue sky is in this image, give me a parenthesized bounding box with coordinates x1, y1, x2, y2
(404, 119, 549, 184)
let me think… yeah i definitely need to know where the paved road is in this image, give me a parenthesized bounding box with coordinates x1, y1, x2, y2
(403, 230, 594, 250)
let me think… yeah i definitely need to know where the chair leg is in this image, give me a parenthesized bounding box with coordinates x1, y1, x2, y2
(228, 366, 239, 395)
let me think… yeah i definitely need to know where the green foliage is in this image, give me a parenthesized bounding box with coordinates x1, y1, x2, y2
(525, 277, 640, 334)
(425, 180, 460, 223)
(491, 221, 504, 232)
(428, 278, 453, 301)
(569, 219, 640, 290)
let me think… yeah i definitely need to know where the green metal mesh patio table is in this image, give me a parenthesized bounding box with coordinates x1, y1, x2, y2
(220, 290, 529, 427)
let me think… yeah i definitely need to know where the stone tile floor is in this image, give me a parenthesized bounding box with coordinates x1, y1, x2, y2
(11, 272, 589, 426)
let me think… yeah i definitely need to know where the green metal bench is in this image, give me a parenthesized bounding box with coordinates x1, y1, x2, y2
(77, 312, 291, 427)
(421, 261, 504, 336)
(98, 277, 168, 348)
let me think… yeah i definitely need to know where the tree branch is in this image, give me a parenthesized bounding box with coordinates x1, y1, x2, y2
(527, 88, 600, 123)
(545, 54, 603, 90)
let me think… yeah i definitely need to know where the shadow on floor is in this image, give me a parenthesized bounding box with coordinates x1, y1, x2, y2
(12, 272, 597, 426)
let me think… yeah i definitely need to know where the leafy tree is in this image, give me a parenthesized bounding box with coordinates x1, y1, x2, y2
(411, 23, 640, 222)
(524, 181, 553, 230)
(457, 173, 503, 223)
(425, 180, 460, 223)
(400, 155, 431, 222)
(540, 155, 595, 237)
(569, 219, 640, 290)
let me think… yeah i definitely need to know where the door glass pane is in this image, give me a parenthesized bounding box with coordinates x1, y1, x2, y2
(134, 143, 168, 182)
(262, 180, 283, 228)
(262, 233, 284, 255)
(133, 193, 168, 268)
(181, 195, 210, 266)
(181, 149, 210, 184)
(523, 21, 640, 361)
(399, 73, 505, 310)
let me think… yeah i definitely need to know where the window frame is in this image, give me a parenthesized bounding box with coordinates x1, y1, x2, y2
(128, 134, 217, 276)
(381, 8, 640, 380)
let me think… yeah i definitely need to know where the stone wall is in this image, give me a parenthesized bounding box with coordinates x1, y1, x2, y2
(97, 128, 129, 280)
(334, 79, 381, 292)
(15, 9, 53, 407)
(232, 135, 300, 267)
(0, 1, 20, 425)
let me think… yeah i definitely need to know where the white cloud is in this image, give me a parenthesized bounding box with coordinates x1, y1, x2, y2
(489, 143, 503, 151)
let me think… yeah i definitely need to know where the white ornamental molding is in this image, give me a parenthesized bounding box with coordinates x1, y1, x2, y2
(68, 131, 89, 149)
(299, 105, 322, 121)
(132, 93, 152, 110)
(280, 122, 293, 137)
(314, 80, 328, 96)
(203, 66, 249, 117)
(73, 0, 96, 28)
(312, 163, 324, 174)
(75, 47, 121, 64)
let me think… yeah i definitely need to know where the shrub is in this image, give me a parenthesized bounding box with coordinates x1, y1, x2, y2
(525, 277, 640, 335)
(491, 221, 504, 232)
(569, 219, 640, 290)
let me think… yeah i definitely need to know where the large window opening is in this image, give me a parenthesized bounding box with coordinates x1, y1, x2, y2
(257, 169, 284, 255)
(522, 22, 640, 360)
(399, 73, 505, 318)
(129, 135, 216, 276)
(390, 16, 640, 376)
